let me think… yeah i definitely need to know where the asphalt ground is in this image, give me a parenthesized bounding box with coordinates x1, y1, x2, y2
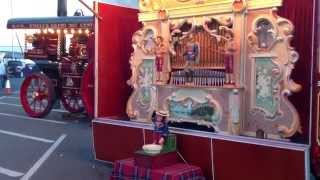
(0, 78, 112, 180)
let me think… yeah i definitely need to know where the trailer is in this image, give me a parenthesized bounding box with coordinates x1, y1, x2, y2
(91, 0, 318, 179)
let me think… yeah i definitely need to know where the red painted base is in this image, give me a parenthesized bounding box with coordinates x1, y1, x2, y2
(134, 151, 179, 169)
(93, 119, 309, 180)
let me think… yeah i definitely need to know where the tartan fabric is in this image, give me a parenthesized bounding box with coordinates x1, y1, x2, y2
(110, 158, 205, 180)
(110, 159, 152, 180)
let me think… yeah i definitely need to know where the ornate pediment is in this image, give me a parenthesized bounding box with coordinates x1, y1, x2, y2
(139, 0, 283, 21)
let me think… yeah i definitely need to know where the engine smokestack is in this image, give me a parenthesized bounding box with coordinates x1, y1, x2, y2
(57, 0, 67, 17)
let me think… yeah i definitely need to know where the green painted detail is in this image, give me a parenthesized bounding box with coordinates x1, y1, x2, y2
(255, 57, 280, 118)
(169, 100, 220, 124)
(138, 59, 154, 106)
(162, 134, 177, 153)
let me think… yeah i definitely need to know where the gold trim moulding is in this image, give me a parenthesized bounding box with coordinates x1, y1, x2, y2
(138, 0, 283, 22)
(247, 0, 282, 10)
(139, 2, 232, 22)
(139, 12, 160, 22)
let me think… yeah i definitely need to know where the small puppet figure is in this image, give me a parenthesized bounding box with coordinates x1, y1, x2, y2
(183, 34, 200, 84)
(152, 110, 169, 146)
(154, 36, 167, 83)
(224, 32, 236, 84)
(183, 34, 200, 66)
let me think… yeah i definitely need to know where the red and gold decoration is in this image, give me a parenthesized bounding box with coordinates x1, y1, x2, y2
(92, 0, 315, 180)
(232, 0, 247, 13)
(7, 16, 94, 118)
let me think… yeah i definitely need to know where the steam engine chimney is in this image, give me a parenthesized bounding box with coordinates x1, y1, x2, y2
(57, 0, 67, 17)
(57, 0, 67, 58)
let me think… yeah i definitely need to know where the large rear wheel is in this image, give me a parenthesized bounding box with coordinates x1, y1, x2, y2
(61, 89, 85, 113)
(20, 74, 55, 118)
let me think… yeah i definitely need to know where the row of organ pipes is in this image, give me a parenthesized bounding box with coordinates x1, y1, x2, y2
(171, 29, 228, 69)
(169, 26, 234, 87)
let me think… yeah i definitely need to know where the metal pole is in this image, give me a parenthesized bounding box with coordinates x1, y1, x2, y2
(78, 0, 102, 20)
(57, 0, 67, 59)
(57, 0, 67, 17)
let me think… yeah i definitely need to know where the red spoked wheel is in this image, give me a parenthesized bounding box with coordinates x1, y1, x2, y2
(20, 74, 55, 118)
(61, 89, 85, 113)
(81, 63, 94, 118)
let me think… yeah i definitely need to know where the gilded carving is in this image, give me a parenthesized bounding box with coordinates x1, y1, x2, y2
(275, 97, 302, 138)
(127, 26, 169, 119)
(129, 0, 301, 140)
(248, 17, 280, 52)
(232, 0, 247, 13)
(247, 10, 302, 137)
(127, 29, 150, 118)
(139, 0, 283, 22)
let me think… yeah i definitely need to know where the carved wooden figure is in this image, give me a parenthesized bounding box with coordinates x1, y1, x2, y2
(154, 36, 167, 83)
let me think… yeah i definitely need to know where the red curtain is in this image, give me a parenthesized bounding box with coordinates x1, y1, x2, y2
(278, 0, 315, 144)
(97, 4, 141, 118)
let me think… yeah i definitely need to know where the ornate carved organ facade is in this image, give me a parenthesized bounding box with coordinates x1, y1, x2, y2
(127, 0, 301, 140)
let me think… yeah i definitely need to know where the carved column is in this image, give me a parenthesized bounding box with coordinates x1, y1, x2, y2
(159, 20, 171, 84)
(228, 89, 241, 135)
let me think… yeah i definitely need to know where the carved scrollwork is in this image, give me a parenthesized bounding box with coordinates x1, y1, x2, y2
(276, 96, 302, 138)
(130, 27, 159, 56)
(248, 17, 281, 52)
(203, 17, 233, 39)
(282, 50, 302, 95)
(276, 17, 294, 37)
(274, 15, 302, 94)
(126, 24, 166, 119)
(248, 11, 302, 138)
(169, 16, 234, 50)
(232, 0, 247, 13)
(170, 16, 233, 37)
(127, 30, 144, 88)
(127, 28, 155, 118)
(141, 28, 158, 55)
